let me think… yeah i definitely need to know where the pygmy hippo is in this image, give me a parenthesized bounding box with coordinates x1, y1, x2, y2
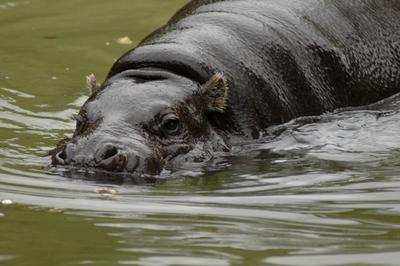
(51, 0, 400, 176)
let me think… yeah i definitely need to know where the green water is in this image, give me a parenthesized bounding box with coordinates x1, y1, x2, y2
(1, 1, 400, 265)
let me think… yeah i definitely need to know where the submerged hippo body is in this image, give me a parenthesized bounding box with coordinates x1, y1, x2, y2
(52, 0, 400, 176)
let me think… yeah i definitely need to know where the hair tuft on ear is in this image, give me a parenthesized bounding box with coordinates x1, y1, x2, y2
(86, 74, 101, 95)
(201, 73, 229, 112)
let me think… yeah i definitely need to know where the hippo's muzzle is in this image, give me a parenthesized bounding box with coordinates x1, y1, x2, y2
(53, 135, 161, 175)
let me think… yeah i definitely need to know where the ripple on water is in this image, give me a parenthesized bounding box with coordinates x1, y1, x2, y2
(260, 109, 400, 162)
(1, 87, 35, 98)
(0, 255, 13, 262)
(118, 256, 231, 266)
(0, 2, 16, 9)
(1, 91, 400, 265)
(265, 251, 400, 266)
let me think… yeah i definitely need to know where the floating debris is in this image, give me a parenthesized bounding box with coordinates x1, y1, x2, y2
(94, 187, 117, 194)
(1, 199, 13, 205)
(94, 187, 117, 199)
(105, 42, 111, 46)
(51, 76, 57, 80)
(116, 36, 132, 45)
(48, 208, 64, 214)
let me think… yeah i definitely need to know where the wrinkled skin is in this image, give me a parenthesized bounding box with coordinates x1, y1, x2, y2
(52, 0, 400, 176)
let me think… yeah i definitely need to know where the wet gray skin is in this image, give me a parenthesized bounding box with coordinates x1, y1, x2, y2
(51, 0, 400, 177)
(52, 69, 230, 175)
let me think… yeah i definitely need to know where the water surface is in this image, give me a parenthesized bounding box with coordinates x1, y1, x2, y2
(1, 1, 400, 265)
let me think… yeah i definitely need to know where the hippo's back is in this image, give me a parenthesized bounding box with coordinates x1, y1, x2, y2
(109, 0, 400, 137)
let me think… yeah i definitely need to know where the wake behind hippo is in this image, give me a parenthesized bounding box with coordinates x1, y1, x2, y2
(51, 0, 400, 176)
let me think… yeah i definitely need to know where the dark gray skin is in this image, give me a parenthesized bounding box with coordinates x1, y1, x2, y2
(52, 0, 400, 176)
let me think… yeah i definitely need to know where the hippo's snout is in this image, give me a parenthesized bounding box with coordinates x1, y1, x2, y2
(53, 142, 143, 173)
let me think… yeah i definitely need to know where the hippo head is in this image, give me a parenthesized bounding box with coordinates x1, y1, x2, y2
(51, 69, 231, 176)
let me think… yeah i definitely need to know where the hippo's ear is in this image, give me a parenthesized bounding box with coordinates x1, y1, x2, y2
(86, 74, 102, 95)
(200, 73, 229, 112)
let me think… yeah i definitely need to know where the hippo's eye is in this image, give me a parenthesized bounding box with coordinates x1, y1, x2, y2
(161, 115, 181, 136)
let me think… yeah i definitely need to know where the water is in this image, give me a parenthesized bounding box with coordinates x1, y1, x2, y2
(1, 1, 400, 265)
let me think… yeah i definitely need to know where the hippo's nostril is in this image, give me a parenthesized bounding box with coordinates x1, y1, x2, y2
(53, 150, 66, 165)
(95, 144, 128, 171)
(96, 144, 120, 164)
(102, 146, 119, 160)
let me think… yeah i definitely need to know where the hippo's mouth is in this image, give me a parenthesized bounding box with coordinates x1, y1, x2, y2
(49, 147, 162, 183)
(49, 139, 229, 182)
(48, 163, 163, 184)
(49, 142, 166, 182)
(50, 130, 168, 175)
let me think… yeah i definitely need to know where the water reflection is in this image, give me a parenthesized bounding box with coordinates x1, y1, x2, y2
(1, 89, 400, 266)
(0, 255, 13, 262)
(266, 252, 400, 266)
